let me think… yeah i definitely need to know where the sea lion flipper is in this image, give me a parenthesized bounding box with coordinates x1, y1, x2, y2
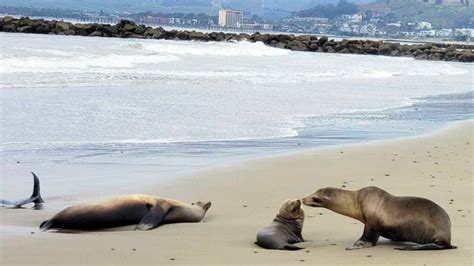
(346, 222, 380, 250)
(345, 239, 375, 250)
(40, 220, 53, 231)
(284, 244, 304, 250)
(9, 172, 44, 208)
(135, 205, 166, 231)
(394, 243, 457, 251)
(31, 172, 45, 204)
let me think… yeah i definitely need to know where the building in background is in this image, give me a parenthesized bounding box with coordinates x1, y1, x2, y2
(218, 9, 243, 28)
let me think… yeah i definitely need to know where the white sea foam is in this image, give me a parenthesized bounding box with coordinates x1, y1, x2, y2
(0, 33, 469, 89)
(0, 33, 472, 146)
(0, 53, 180, 73)
(141, 40, 291, 56)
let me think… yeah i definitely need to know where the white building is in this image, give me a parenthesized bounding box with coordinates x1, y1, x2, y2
(437, 29, 453, 37)
(416, 21, 432, 30)
(218, 9, 243, 28)
(341, 14, 363, 23)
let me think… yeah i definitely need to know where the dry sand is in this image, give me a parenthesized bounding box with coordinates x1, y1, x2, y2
(1, 121, 472, 265)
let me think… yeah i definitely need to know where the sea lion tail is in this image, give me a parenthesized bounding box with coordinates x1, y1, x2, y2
(284, 244, 304, 251)
(30, 172, 45, 204)
(39, 220, 53, 231)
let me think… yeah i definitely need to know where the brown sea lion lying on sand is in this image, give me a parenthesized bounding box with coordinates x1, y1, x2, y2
(40, 195, 211, 231)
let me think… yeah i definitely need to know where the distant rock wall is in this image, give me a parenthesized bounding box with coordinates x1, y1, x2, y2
(1, 17, 473, 62)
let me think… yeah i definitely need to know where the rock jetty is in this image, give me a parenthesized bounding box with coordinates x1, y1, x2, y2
(1, 16, 473, 62)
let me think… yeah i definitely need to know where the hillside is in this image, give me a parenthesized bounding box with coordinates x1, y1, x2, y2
(0, 0, 374, 15)
(385, 0, 474, 28)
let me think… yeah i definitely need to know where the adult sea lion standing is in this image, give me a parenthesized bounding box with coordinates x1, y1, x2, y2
(40, 195, 211, 231)
(302, 186, 456, 250)
(255, 199, 305, 250)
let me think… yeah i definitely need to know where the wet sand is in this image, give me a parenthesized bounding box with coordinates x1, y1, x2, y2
(1, 121, 472, 265)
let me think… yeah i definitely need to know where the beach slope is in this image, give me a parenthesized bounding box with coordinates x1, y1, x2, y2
(1, 121, 472, 265)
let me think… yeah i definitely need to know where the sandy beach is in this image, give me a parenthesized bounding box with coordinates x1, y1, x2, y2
(1, 120, 472, 265)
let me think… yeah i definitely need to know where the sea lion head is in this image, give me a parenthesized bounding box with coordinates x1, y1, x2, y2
(279, 199, 304, 220)
(192, 200, 212, 212)
(302, 187, 338, 208)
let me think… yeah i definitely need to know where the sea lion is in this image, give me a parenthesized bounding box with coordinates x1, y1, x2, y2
(256, 199, 305, 250)
(0, 172, 44, 210)
(40, 195, 211, 231)
(302, 186, 456, 251)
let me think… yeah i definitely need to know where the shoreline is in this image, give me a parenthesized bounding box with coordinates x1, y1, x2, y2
(144, 119, 472, 190)
(1, 16, 473, 62)
(1, 120, 472, 265)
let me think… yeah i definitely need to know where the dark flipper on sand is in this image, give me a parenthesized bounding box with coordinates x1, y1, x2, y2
(1, 172, 44, 209)
(395, 243, 457, 251)
(284, 244, 304, 251)
(40, 220, 54, 231)
(135, 205, 166, 230)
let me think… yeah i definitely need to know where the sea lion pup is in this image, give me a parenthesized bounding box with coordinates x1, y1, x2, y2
(256, 199, 305, 250)
(303, 186, 456, 251)
(0, 172, 44, 210)
(40, 195, 211, 231)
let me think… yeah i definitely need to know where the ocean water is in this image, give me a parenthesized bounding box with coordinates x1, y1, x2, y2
(0, 33, 472, 207)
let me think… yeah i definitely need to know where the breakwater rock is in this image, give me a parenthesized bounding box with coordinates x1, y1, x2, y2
(1, 16, 473, 62)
